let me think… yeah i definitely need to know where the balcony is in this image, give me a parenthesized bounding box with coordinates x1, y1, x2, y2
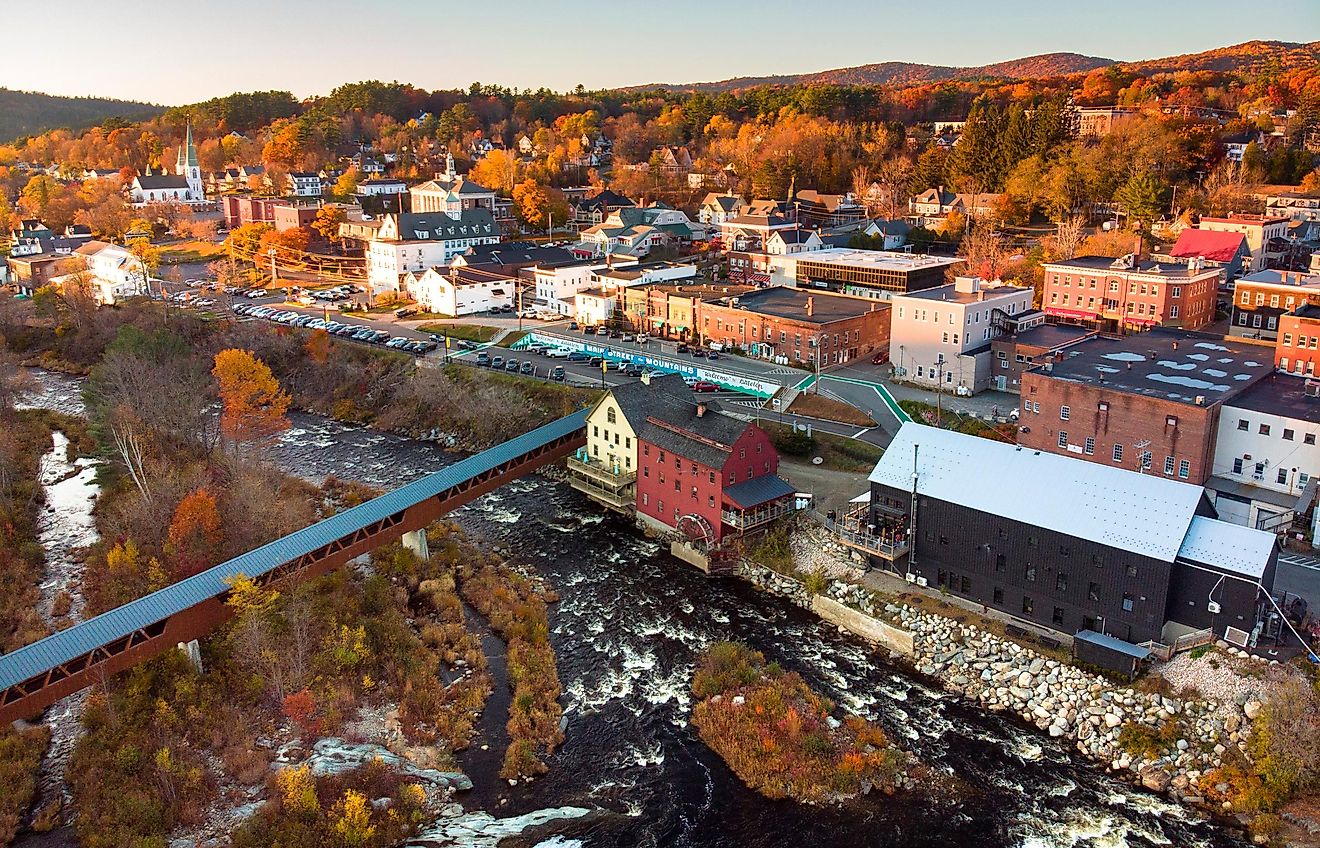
(566, 453, 636, 488)
(721, 499, 796, 531)
(818, 503, 910, 562)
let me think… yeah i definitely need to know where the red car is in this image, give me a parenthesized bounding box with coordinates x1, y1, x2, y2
(872, 351, 890, 365)
(691, 381, 719, 392)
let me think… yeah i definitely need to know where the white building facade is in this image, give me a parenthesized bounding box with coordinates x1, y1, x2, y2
(407, 267, 514, 316)
(365, 210, 500, 298)
(889, 277, 1037, 394)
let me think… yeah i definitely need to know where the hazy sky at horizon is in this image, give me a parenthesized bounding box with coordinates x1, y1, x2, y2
(2, 0, 1317, 105)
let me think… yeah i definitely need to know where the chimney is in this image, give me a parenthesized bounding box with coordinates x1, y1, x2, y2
(696, 401, 707, 417)
(1133, 233, 1144, 263)
(806, 296, 814, 317)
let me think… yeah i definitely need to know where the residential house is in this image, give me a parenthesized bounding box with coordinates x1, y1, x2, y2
(130, 121, 206, 205)
(405, 265, 514, 316)
(532, 257, 639, 315)
(355, 179, 408, 198)
(1075, 106, 1139, 137)
(1016, 330, 1274, 485)
(571, 190, 635, 227)
(1208, 373, 1320, 538)
(866, 422, 1276, 645)
(1222, 131, 1263, 163)
(765, 228, 823, 255)
(889, 277, 1039, 393)
(1265, 191, 1320, 223)
(698, 191, 746, 226)
(576, 206, 702, 258)
(716, 214, 798, 251)
(69, 240, 147, 304)
(1275, 303, 1320, 376)
(794, 190, 865, 227)
(287, 172, 322, 198)
(908, 186, 1001, 222)
(1040, 254, 1220, 332)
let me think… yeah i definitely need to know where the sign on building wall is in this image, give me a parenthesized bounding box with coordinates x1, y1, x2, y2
(516, 332, 782, 398)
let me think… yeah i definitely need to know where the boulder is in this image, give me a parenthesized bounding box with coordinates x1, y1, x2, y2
(1243, 700, 1262, 720)
(1140, 766, 1171, 793)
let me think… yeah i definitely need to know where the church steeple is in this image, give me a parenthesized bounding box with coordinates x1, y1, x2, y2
(176, 119, 199, 172)
(175, 118, 204, 202)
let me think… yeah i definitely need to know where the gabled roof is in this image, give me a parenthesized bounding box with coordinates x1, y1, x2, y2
(603, 373, 694, 431)
(639, 402, 751, 469)
(724, 474, 795, 508)
(1169, 228, 1248, 263)
(868, 423, 1209, 562)
(135, 174, 190, 190)
(385, 209, 497, 242)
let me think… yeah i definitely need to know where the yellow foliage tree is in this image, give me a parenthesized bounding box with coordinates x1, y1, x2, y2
(332, 789, 376, 846)
(211, 349, 291, 447)
(274, 764, 319, 816)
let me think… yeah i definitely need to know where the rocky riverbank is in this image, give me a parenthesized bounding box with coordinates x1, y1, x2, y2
(736, 553, 1269, 816)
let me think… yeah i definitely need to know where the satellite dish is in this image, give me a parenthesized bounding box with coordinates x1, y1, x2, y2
(811, 456, 823, 465)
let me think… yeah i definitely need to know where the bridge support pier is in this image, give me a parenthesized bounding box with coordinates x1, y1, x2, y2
(402, 529, 430, 562)
(177, 639, 203, 674)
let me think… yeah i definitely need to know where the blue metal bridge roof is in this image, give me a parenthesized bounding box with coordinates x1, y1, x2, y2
(0, 409, 588, 691)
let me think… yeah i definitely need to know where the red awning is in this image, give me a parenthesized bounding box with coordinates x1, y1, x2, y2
(1046, 307, 1099, 319)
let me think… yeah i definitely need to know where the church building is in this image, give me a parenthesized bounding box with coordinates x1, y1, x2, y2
(130, 121, 207, 205)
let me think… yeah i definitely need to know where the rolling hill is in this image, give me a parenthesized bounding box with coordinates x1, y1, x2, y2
(0, 88, 165, 142)
(625, 40, 1318, 93)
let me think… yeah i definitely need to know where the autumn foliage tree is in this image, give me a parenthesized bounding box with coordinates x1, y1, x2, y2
(212, 349, 291, 449)
(165, 488, 223, 578)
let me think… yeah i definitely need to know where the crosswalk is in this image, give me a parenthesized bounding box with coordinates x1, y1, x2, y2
(1278, 552, 1320, 572)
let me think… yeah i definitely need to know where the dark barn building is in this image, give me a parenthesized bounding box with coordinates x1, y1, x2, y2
(867, 424, 1277, 645)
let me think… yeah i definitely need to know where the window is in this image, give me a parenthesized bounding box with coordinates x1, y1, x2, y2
(593, 425, 599, 437)
(1238, 419, 1249, 431)
(658, 499, 664, 512)
(708, 495, 715, 507)
(1052, 607, 1065, 626)
(1260, 424, 1271, 436)
(1121, 595, 1134, 613)
(1164, 456, 1175, 475)
(1284, 429, 1295, 441)
(708, 471, 715, 483)
(1060, 405, 1070, 421)
(1166, 416, 1178, 428)
(1178, 460, 1190, 479)
(1278, 468, 1289, 485)
(993, 587, 1004, 605)
(1140, 451, 1152, 470)
(642, 493, 649, 505)
(995, 554, 1006, 572)
(1112, 444, 1124, 463)
(1301, 472, 1311, 489)
(606, 407, 616, 424)
(1233, 458, 1244, 474)
(1172, 286, 1182, 298)
(1285, 333, 1293, 346)
(1057, 431, 1068, 448)
(1084, 437, 1095, 455)
(1028, 534, 1038, 547)
(1171, 305, 1179, 318)
(1125, 564, 1138, 578)
(1022, 596, 1034, 615)
(1309, 434, 1318, 446)
(643, 444, 650, 456)
(1024, 563, 1037, 582)
(1055, 572, 1068, 592)
(643, 466, 649, 478)
(1087, 582, 1100, 602)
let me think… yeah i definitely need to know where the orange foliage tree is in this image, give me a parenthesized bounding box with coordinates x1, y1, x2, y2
(211, 349, 291, 448)
(166, 488, 223, 578)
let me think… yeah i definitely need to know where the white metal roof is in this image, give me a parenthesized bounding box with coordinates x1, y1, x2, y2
(1175, 516, 1275, 579)
(868, 423, 1206, 562)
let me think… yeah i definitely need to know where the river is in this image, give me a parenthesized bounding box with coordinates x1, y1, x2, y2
(21, 370, 1250, 848)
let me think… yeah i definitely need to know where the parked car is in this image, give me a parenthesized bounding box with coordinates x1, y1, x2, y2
(519, 361, 534, 375)
(544, 347, 568, 358)
(550, 365, 566, 381)
(587, 356, 604, 367)
(566, 352, 589, 362)
(636, 334, 649, 344)
(477, 352, 491, 366)
(247, 288, 268, 298)
(676, 343, 690, 354)
(620, 334, 634, 343)
(872, 351, 889, 365)
(490, 355, 504, 369)
(568, 321, 579, 330)
(707, 351, 720, 360)
(595, 327, 609, 336)
(691, 381, 719, 393)
(505, 359, 520, 372)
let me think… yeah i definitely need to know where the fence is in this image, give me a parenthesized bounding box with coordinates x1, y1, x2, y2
(1139, 627, 1215, 662)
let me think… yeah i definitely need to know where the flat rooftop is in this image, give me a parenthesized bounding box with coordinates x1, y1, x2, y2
(1224, 372, 1320, 424)
(1236, 269, 1320, 289)
(1045, 255, 1212, 279)
(731, 287, 886, 323)
(1012, 324, 1097, 350)
(900, 281, 1029, 304)
(793, 248, 962, 272)
(1037, 330, 1274, 405)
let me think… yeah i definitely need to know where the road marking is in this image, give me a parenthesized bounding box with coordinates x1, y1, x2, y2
(852, 428, 871, 439)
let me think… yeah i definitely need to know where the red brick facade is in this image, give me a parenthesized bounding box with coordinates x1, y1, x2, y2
(1018, 371, 1220, 484)
(1275, 308, 1320, 376)
(1041, 260, 1218, 332)
(635, 421, 778, 542)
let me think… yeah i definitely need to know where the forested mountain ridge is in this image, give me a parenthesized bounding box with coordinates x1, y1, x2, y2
(0, 88, 163, 142)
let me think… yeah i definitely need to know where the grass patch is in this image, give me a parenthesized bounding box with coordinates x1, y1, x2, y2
(418, 324, 499, 343)
(159, 240, 225, 265)
(760, 420, 882, 473)
(497, 330, 529, 348)
(898, 400, 1014, 443)
(691, 642, 914, 803)
(785, 392, 875, 427)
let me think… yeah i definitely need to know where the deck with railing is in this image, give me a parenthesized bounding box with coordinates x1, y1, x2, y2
(722, 499, 796, 531)
(566, 454, 636, 488)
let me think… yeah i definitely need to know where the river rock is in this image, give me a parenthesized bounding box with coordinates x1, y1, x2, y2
(1103, 712, 1122, 729)
(1140, 766, 1171, 793)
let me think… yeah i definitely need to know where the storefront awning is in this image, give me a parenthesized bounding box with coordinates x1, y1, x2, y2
(1046, 307, 1099, 320)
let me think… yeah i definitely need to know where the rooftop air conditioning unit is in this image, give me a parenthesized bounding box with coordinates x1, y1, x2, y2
(915, 577, 929, 587)
(1207, 601, 1222, 614)
(905, 573, 917, 583)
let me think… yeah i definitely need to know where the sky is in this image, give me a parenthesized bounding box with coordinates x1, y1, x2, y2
(2, 0, 1317, 105)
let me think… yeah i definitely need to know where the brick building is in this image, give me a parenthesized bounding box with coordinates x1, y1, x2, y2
(1017, 330, 1274, 484)
(1230, 269, 1320, 342)
(635, 400, 793, 544)
(695, 287, 891, 366)
(989, 324, 1097, 393)
(1041, 255, 1219, 332)
(1275, 304, 1320, 375)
